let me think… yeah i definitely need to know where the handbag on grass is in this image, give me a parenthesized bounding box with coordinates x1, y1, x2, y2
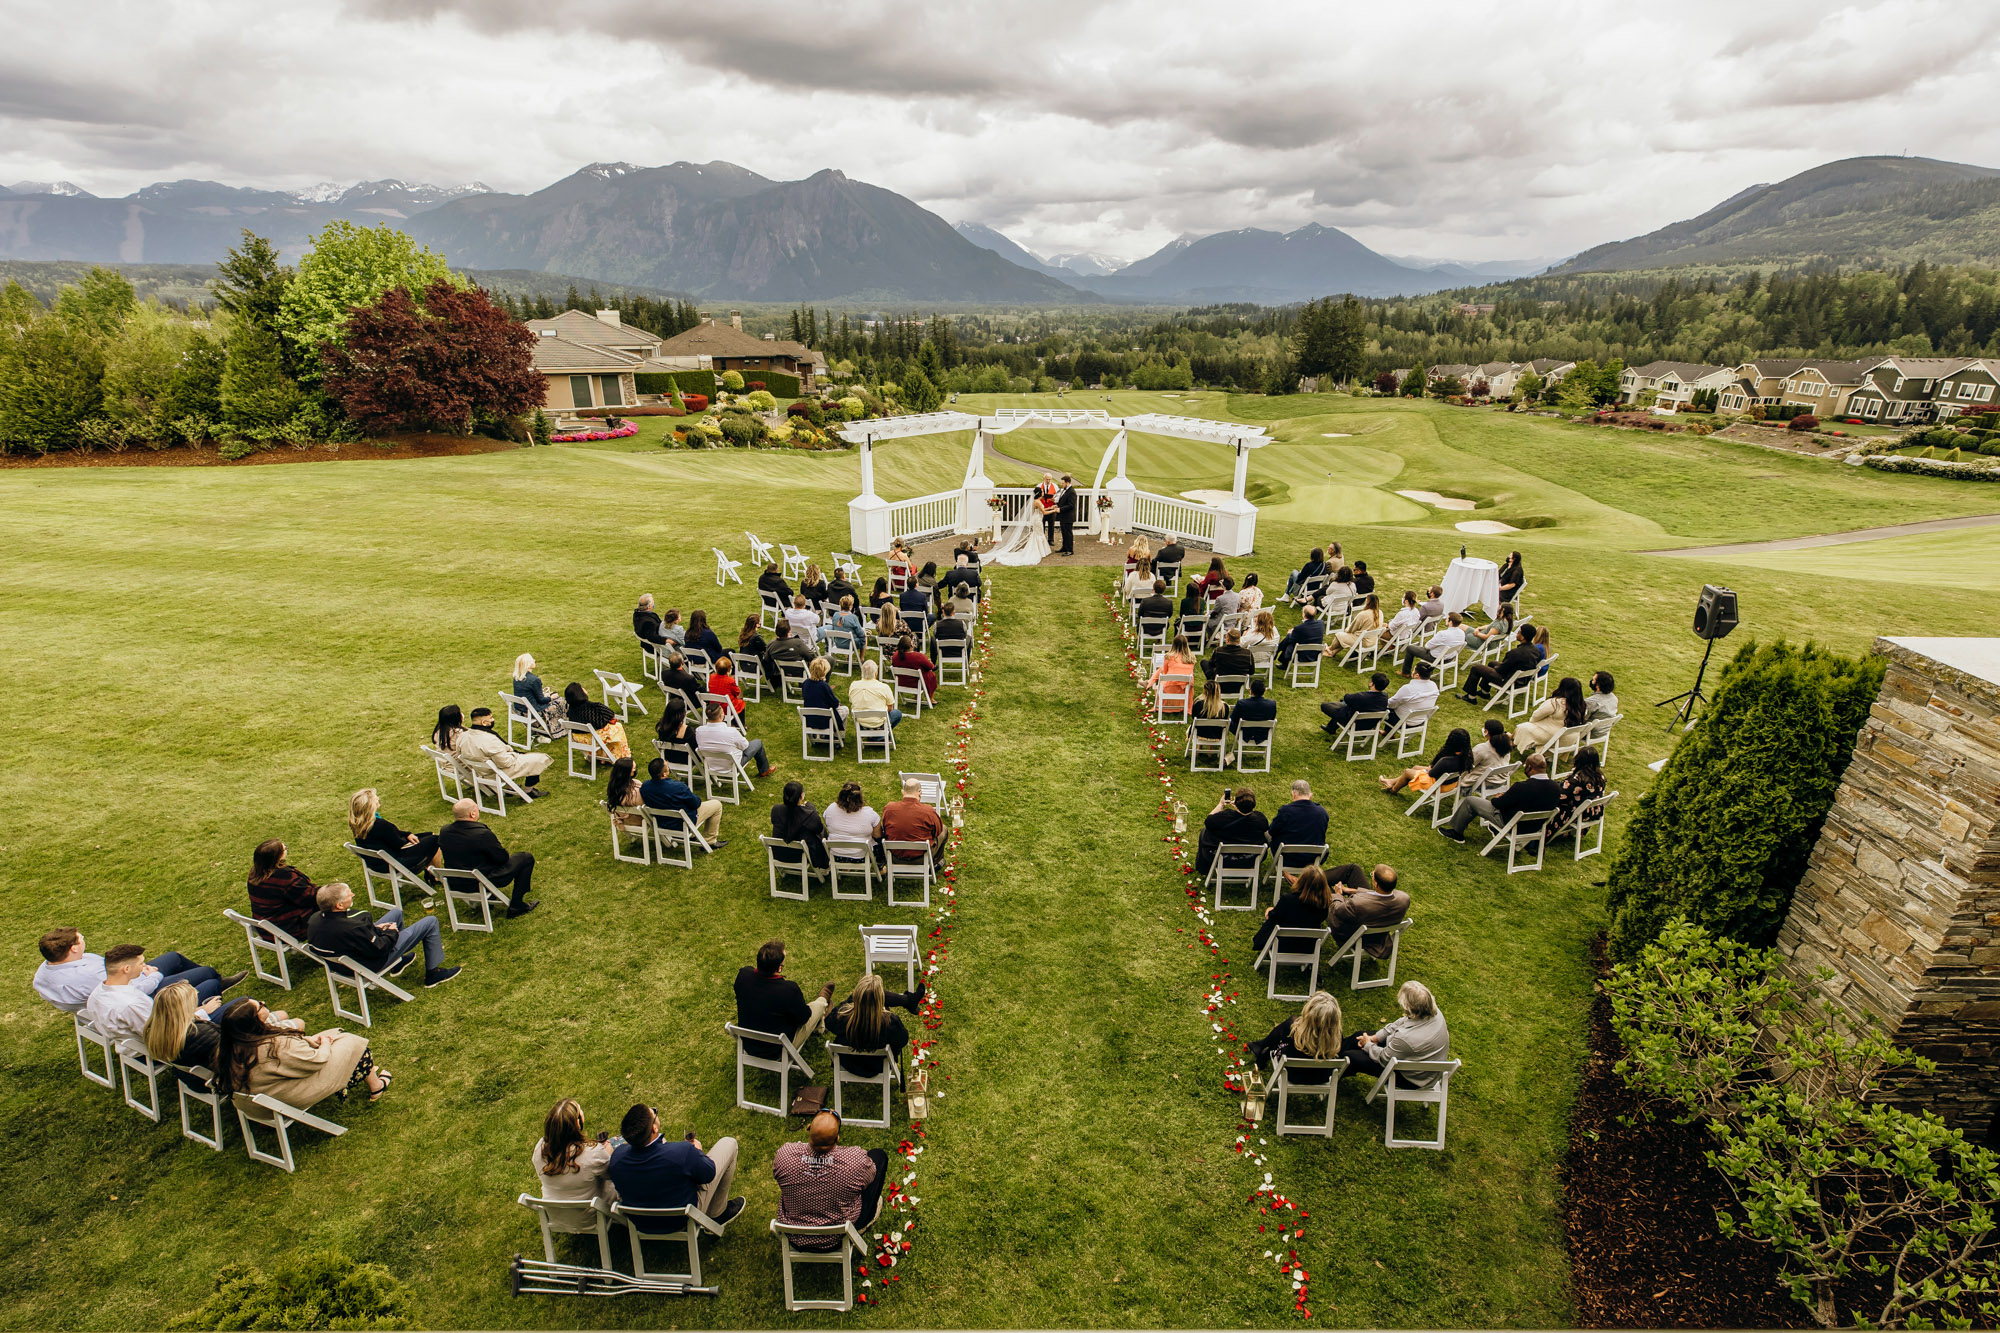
(789, 1086, 828, 1117)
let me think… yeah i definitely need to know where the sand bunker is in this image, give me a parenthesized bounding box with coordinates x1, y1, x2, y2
(1455, 519, 1518, 535)
(1179, 489, 1233, 505)
(1397, 489, 1477, 511)
(1320, 432, 1351, 438)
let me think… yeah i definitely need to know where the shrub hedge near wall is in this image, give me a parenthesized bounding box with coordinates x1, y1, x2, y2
(633, 370, 717, 399)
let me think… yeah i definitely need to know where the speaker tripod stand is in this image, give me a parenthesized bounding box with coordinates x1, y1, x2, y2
(1656, 636, 1718, 730)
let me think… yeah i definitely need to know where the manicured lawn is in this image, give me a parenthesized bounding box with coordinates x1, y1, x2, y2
(4, 393, 1999, 1330)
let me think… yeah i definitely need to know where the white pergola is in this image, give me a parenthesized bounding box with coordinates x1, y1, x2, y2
(837, 409, 1270, 556)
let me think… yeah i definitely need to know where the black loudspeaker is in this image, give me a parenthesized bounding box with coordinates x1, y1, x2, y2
(1693, 584, 1739, 640)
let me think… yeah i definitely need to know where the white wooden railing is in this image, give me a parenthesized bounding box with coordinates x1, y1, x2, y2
(991, 408, 1111, 423)
(1131, 491, 1216, 545)
(990, 487, 1100, 526)
(886, 491, 961, 542)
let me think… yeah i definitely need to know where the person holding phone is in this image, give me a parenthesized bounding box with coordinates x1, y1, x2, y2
(606, 1104, 744, 1226)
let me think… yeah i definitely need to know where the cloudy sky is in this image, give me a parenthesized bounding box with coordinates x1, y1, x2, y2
(6, 0, 2000, 264)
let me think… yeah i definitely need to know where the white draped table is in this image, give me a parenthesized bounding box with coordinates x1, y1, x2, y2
(1441, 556, 1501, 619)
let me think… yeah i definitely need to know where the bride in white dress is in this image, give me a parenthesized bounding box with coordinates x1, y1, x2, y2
(985, 502, 1053, 567)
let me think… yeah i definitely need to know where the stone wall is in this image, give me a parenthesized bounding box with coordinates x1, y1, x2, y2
(1774, 636, 2000, 1129)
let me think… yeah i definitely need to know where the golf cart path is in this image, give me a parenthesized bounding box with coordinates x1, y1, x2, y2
(1647, 511, 2000, 557)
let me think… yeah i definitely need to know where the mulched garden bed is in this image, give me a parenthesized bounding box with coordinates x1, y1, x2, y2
(0, 435, 523, 469)
(1564, 936, 1810, 1329)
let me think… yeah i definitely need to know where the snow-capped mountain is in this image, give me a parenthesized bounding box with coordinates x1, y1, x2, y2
(7, 180, 94, 197)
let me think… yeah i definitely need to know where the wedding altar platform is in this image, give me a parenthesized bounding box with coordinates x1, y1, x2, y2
(836, 409, 1270, 559)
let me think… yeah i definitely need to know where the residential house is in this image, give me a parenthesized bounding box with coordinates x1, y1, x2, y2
(1930, 359, 2000, 420)
(1619, 360, 1735, 409)
(1474, 361, 1524, 398)
(525, 309, 662, 361)
(1717, 359, 1812, 413)
(530, 335, 640, 412)
(1425, 363, 1481, 391)
(1774, 360, 1881, 419)
(653, 319, 819, 391)
(1841, 357, 1965, 423)
(1526, 358, 1575, 385)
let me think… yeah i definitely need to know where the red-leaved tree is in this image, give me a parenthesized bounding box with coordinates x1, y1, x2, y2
(323, 280, 542, 435)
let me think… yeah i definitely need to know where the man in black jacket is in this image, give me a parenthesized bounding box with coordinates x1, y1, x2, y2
(659, 651, 705, 705)
(1155, 539, 1186, 578)
(306, 882, 459, 987)
(1228, 677, 1277, 744)
(757, 564, 794, 607)
(1461, 625, 1541, 703)
(634, 594, 666, 645)
(439, 799, 538, 917)
(824, 573, 859, 610)
(1056, 474, 1077, 555)
(1266, 779, 1328, 852)
(1443, 753, 1561, 840)
(1204, 628, 1256, 682)
(1136, 579, 1175, 627)
(1195, 788, 1269, 876)
(733, 939, 835, 1060)
(763, 627, 814, 689)
(1351, 561, 1376, 597)
(1274, 607, 1326, 669)
(941, 553, 981, 598)
(1322, 672, 1392, 734)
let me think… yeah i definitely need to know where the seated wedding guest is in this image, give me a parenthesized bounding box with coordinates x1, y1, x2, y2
(774, 1111, 887, 1249)
(1195, 555, 1227, 596)
(1401, 613, 1466, 677)
(83, 945, 222, 1043)
(825, 972, 926, 1077)
(308, 881, 459, 988)
(659, 651, 705, 708)
(684, 609, 725, 664)
(1388, 660, 1442, 722)
(737, 615, 769, 672)
(1281, 547, 1328, 602)
(1196, 788, 1267, 876)
(439, 797, 539, 917)
(1229, 677, 1277, 738)
(657, 608, 686, 647)
(1213, 576, 1242, 617)
(802, 658, 847, 738)
(849, 660, 904, 729)
(1149, 633, 1197, 708)
(1470, 718, 1514, 780)
(1322, 672, 1391, 734)
(891, 633, 938, 699)
(942, 552, 982, 598)
(735, 939, 835, 1056)
(1241, 609, 1281, 655)
(1330, 594, 1383, 655)
(824, 569, 860, 611)
(819, 596, 866, 652)
(1586, 670, 1619, 720)
(1460, 625, 1540, 704)
(1122, 558, 1154, 602)
(1273, 606, 1326, 670)
(1204, 627, 1256, 682)
(560, 685, 630, 762)
(697, 701, 772, 779)
(708, 654, 748, 717)
(874, 603, 906, 645)
(350, 787, 438, 881)
(1177, 578, 1207, 628)
(512, 653, 569, 733)
(1554, 747, 1608, 827)
(634, 594, 665, 645)
(1497, 551, 1525, 603)
(934, 609, 971, 651)
(1532, 623, 1552, 660)
(1154, 538, 1186, 576)
(1341, 981, 1450, 1083)
(1514, 677, 1586, 753)
(655, 699, 697, 769)
(1124, 536, 1152, 574)
(758, 561, 794, 607)
(1442, 752, 1559, 841)
(825, 782, 882, 865)
(785, 594, 821, 642)
(641, 756, 724, 847)
(1419, 584, 1446, 621)
(799, 563, 831, 611)
(899, 567, 934, 616)
(1267, 779, 1328, 852)
(1238, 572, 1265, 614)
(606, 756, 645, 832)
(609, 1103, 743, 1225)
(1351, 560, 1376, 598)
(944, 584, 977, 622)
(1383, 726, 1474, 795)
(212, 1001, 386, 1106)
(1245, 989, 1343, 1083)
(248, 838, 322, 937)
(146, 984, 295, 1081)
(461, 703, 560, 786)
(1303, 564, 1355, 618)
(771, 781, 831, 872)
(1385, 590, 1423, 641)
(881, 777, 947, 860)
(867, 577, 893, 612)
(763, 624, 815, 691)
(1469, 600, 1516, 650)
(1190, 679, 1231, 729)
(532, 1098, 614, 1204)
(44, 933, 240, 1020)
(1252, 863, 1333, 953)
(1327, 863, 1409, 950)
(1136, 579, 1176, 627)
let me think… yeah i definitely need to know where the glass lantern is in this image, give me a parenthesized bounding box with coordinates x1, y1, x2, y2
(1172, 798, 1187, 834)
(949, 794, 965, 829)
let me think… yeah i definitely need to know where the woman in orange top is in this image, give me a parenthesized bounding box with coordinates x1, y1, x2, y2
(707, 654, 747, 716)
(1147, 633, 1197, 709)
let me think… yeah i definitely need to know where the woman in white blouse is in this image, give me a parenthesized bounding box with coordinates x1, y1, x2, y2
(824, 781, 883, 863)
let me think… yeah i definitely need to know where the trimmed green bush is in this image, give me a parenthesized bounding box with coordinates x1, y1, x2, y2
(750, 369, 800, 397)
(634, 370, 716, 399)
(169, 1251, 414, 1330)
(719, 370, 744, 392)
(1605, 640, 1885, 961)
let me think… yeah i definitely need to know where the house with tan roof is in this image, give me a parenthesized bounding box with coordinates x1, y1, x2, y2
(1773, 359, 1883, 419)
(525, 309, 662, 361)
(654, 319, 820, 391)
(1619, 360, 1736, 409)
(529, 334, 641, 412)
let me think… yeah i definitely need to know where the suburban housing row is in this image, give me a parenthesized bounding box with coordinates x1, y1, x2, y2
(525, 309, 830, 413)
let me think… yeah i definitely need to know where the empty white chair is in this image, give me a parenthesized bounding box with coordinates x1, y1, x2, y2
(779, 542, 807, 580)
(646, 806, 712, 869)
(593, 669, 648, 721)
(762, 836, 824, 901)
(606, 801, 652, 865)
(714, 548, 744, 586)
(853, 710, 896, 764)
(828, 841, 878, 901)
(1208, 845, 1265, 911)
(422, 743, 465, 803)
(726, 1022, 815, 1117)
(883, 842, 934, 908)
(75, 1013, 115, 1088)
(859, 923, 920, 990)
(1273, 1054, 1349, 1137)
(307, 943, 416, 1027)
(346, 842, 433, 915)
(1288, 645, 1323, 689)
(433, 864, 511, 932)
(500, 691, 557, 751)
(1254, 926, 1333, 1001)
(1330, 710, 1389, 761)
(223, 907, 307, 991)
(175, 1063, 227, 1151)
(117, 1038, 163, 1122)
(771, 1219, 872, 1313)
(234, 1091, 347, 1172)
(611, 1202, 729, 1285)
(1326, 917, 1412, 991)
(1366, 1057, 1461, 1149)
(745, 531, 776, 565)
(518, 1193, 614, 1270)
(566, 722, 617, 780)
(798, 707, 841, 761)
(828, 1043, 901, 1130)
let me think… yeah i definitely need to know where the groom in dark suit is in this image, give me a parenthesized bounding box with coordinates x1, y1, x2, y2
(1056, 474, 1077, 555)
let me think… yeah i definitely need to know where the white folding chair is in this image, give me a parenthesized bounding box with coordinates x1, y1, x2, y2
(1366, 1057, 1461, 1149)
(1186, 717, 1229, 772)
(824, 628, 861, 678)
(1268, 842, 1329, 889)
(714, 548, 744, 586)
(1552, 790, 1618, 860)
(886, 558, 912, 593)
(883, 841, 934, 908)
(500, 692, 556, 751)
(779, 543, 807, 581)
(1407, 772, 1466, 829)
(637, 636, 662, 682)
(831, 551, 861, 582)
(308, 943, 416, 1027)
(1254, 926, 1333, 1001)
(771, 1219, 872, 1313)
(900, 772, 946, 810)
(1137, 616, 1170, 656)
(762, 836, 824, 900)
(654, 739, 696, 784)
(605, 801, 652, 865)
(234, 1091, 346, 1172)
(746, 532, 776, 566)
(646, 806, 712, 869)
(1208, 844, 1265, 911)
(860, 923, 920, 990)
(854, 710, 897, 764)
(176, 1063, 227, 1151)
(1273, 1055, 1349, 1137)
(223, 907, 306, 991)
(799, 707, 841, 761)
(519, 1193, 614, 1270)
(1478, 807, 1553, 873)
(1433, 647, 1465, 692)
(611, 1202, 728, 1285)
(467, 757, 535, 817)
(725, 1022, 815, 1117)
(1326, 917, 1411, 991)
(774, 660, 808, 705)
(758, 590, 785, 631)
(345, 842, 433, 914)
(74, 1013, 115, 1088)
(891, 665, 933, 718)
(423, 743, 466, 803)
(1234, 720, 1274, 774)
(593, 669, 648, 721)
(1330, 709, 1389, 761)
(1213, 673, 1251, 704)
(117, 1038, 163, 1122)
(828, 841, 878, 900)
(699, 746, 756, 805)
(1488, 668, 1536, 719)
(433, 864, 511, 932)
(697, 691, 746, 734)
(566, 722, 617, 780)
(828, 1043, 901, 1129)
(1383, 706, 1434, 760)
(1533, 653, 1560, 706)
(936, 639, 970, 687)
(1288, 645, 1324, 689)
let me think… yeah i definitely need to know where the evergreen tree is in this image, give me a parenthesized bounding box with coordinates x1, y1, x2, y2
(903, 365, 941, 413)
(220, 317, 301, 432)
(1400, 363, 1427, 396)
(0, 312, 106, 454)
(213, 231, 291, 334)
(565, 285, 582, 312)
(915, 336, 946, 384)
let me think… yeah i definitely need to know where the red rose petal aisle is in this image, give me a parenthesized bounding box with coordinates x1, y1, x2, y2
(855, 580, 995, 1309)
(1102, 590, 1319, 1322)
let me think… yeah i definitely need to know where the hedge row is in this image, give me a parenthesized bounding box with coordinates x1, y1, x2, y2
(633, 370, 717, 399)
(1862, 455, 2000, 481)
(744, 370, 802, 397)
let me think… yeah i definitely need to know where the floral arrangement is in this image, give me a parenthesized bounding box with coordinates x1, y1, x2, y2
(1095, 494, 1114, 511)
(549, 424, 638, 442)
(985, 494, 1007, 509)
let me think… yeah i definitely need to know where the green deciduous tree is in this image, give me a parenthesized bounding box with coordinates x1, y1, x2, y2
(100, 304, 203, 435)
(52, 267, 137, 339)
(277, 221, 457, 377)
